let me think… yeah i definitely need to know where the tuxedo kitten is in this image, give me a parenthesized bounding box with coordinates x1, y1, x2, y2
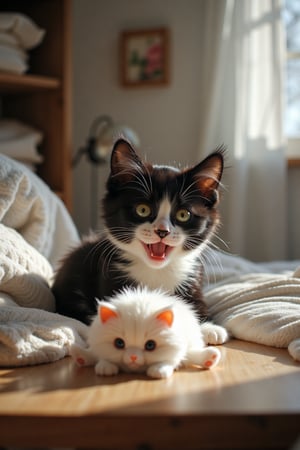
(70, 287, 227, 379)
(53, 139, 224, 325)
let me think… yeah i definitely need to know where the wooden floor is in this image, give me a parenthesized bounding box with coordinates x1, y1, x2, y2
(0, 339, 299, 449)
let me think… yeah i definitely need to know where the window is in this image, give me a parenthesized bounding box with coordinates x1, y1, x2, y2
(282, 0, 300, 161)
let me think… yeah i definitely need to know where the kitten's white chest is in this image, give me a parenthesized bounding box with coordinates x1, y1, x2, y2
(125, 251, 199, 292)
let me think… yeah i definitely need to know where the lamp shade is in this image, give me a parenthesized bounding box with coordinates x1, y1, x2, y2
(73, 115, 140, 166)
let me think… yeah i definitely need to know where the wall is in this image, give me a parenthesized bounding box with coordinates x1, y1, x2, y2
(288, 167, 300, 260)
(72, 0, 207, 234)
(72, 0, 300, 261)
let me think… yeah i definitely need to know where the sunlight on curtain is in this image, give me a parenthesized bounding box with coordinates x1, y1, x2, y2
(198, 0, 287, 262)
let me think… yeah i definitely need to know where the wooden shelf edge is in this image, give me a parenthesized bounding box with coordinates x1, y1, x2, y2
(0, 72, 61, 92)
(54, 190, 64, 200)
(288, 158, 300, 168)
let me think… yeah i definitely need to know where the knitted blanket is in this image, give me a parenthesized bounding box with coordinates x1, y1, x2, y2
(204, 251, 300, 362)
(0, 155, 87, 367)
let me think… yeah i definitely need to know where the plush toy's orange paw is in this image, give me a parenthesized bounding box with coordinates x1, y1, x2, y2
(77, 357, 85, 366)
(204, 353, 217, 368)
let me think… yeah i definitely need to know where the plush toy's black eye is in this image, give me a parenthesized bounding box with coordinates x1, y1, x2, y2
(144, 340, 156, 351)
(114, 337, 125, 349)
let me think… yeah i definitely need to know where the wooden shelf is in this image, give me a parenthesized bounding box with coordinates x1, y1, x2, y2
(0, 72, 60, 93)
(0, 0, 72, 211)
(54, 190, 64, 200)
(288, 158, 300, 168)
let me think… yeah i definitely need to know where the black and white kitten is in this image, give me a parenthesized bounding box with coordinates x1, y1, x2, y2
(53, 139, 224, 326)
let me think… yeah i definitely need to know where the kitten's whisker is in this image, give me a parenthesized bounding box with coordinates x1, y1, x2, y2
(101, 246, 119, 276)
(136, 169, 152, 197)
(180, 179, 200, 201)
(113, 166, 152, 198)
(201, 246, 223, 286)
(198, 253, 211, 286)
(83, 238, 106, 266)
(143, 164, 153, 194)
(212, 233, 230, 251)
(180, 184, 213, 205)
(83, 237, 122, 277)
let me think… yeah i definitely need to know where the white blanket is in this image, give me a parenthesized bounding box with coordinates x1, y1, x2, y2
(0, 154, 79, 268)
(0, 155, 87, 367)
(204, 251, 300, 362)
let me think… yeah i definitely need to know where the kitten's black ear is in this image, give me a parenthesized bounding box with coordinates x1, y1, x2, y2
(110, 138, 143, 183)
(191, 148, 225, 207)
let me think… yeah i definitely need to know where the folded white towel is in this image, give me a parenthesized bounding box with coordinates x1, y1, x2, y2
(0, 31, 19, 47)
(0, 13, 45, 49)
(0, 119, 43, 163)
(0, 42, 27, 73)
(0, 42, 27, 60)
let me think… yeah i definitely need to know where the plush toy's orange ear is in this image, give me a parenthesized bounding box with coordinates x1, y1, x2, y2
(156, 309, 173, 327)
(99, 305, 118, 323)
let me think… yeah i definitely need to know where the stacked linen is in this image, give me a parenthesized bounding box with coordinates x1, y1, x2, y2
(0, 119, 44, 171)
(0, 12, 45, 74)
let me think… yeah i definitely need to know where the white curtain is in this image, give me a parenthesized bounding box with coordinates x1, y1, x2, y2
(198, 0, 287, 262)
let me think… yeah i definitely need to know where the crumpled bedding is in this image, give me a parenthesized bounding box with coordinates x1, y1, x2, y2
(0, 155, 87, 367)
(204, 251, 300, 361)
(0, 293, 87, 367)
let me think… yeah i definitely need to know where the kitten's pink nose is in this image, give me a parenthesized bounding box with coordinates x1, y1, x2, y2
(154, 228, 170, 239)
(130, 355, 137, 362)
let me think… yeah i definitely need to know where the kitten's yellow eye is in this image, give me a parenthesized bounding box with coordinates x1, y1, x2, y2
(136, 204, 151, 218)
(176, 209, 191, 223)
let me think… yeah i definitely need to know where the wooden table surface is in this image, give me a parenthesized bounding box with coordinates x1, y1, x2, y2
(0, 339, 299, 449)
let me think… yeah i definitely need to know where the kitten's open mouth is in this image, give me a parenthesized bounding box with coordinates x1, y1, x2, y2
(142, 242, 172, 261)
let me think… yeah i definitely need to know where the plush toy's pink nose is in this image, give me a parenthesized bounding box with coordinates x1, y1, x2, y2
(130, 354, 137, 362)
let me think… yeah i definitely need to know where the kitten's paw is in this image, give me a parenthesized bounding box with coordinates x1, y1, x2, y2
(201, 322, 229, 345)
(70, 344, 95, 367)
(147, 363, 174, 379)
(202, 347, 221, 369)
(95, 359, 119, 376)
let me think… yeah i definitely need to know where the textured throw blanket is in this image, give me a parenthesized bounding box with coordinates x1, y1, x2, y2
(0, 155, 87, 366)
(204, 251, 300, 362)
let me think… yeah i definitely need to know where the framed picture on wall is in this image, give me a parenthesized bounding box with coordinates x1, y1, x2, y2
(120, 28, 170, 87)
